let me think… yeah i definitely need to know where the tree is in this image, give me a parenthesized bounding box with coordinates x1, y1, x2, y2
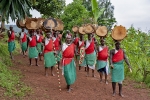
(33, 0, 65, 18)
(97, 0, 116, 31)
(60, 0, 89, 30)
(0, 0, 32, 22)
(91, 0, 105, 24)
(82, 0, 116, 31)
(0, 0, 32, 31)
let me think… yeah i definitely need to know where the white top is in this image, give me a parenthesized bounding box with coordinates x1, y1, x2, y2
(115, 49, 118, 54)
(45, 38, 51, 45)
(29, 37, 32, 41)
(85, 40, 91, 49)
(34, 32, 37, 36)
(52, 37, 56, 42)
(99, 46, 103, 52)
(79, 40, 83, 46)
(20, 32, 25, 39)
(36, 34, 40, 41)
(9, 31, 12, 35)
(62, 43, 71, 52)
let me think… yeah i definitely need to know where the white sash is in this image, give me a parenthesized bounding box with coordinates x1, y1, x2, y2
(45, 38, 51, 45)
(36, 34, 40, 41)
(85, 40, 91, 49)
(20, 32, 25, 39)
(52, 37, 56, 42)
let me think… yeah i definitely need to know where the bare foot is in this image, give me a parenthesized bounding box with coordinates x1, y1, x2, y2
(100, 79, 102, 83)
(105, 81, 108, 84)
(112, 93, 116, 97)
(45, 74, 48, 77)
(119, 93, 125, 97)
(92, 75, 96, 77)
(86, 74, 89, 77)
(30, 64, 33, 66)
(36, 64, 39, 66)
(67, 88, 73, 92)
(51, 73, 55, 76)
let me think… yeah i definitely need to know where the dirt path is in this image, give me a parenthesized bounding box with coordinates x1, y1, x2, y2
(8, 54, 150, 100)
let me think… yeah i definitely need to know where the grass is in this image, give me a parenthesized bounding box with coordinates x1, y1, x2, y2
(0, 36, 31, 99)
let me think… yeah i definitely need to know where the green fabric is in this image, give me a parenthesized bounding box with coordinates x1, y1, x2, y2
(55, 51, 62, 62)
(96, 60, 107, 70)
(21, 41, 27, 51)
(111, 60, 124, 82)
(77, 55, 86, 67)
(36, 43, 42, 53)
(64, 59, 76, 85)
(85, 51, 96, 66)
(44, 52, 56, 67)
(28, 47, 38, 58)
(8, 41, 15, 52)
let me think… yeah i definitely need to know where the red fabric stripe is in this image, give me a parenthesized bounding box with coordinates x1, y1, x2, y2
(8, 31, 15, 42)
(29, 36, 36, 47)
(54, 38, 60, 50)
(62, 43, 75, 66)
(22, 33, 27, 43)
(85, 40, 94, 54)
(112, 49, 124, 63)
(73, 38, 79, 45)
(44, 39, 53, 53)
(98, 47, 108, 61)
(37, 36, 42, 43)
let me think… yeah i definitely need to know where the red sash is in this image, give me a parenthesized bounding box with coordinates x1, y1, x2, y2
(62, 43, 75, 66)
(29, 36, 36, 47)
(85, 40, 94, 54)
(53, 38, 60, 51)
(44, 39, 53, 53)
(98, 47, 108, 61)
(73, 37, 79, 45)
(78, 41, 84, 53)
(8, 31, 15, 42)
(22, 33, 27, 43)
(37, 36, 42, 43)
(112, 49, 124, 63)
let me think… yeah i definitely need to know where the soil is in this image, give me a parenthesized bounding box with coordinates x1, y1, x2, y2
(2, 54, 150, 100)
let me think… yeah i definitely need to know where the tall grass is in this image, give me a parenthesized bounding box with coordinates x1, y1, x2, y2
(0, 35, 31, 98)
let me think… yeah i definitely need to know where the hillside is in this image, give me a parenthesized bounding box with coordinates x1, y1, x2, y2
(5, 25, 27, 33)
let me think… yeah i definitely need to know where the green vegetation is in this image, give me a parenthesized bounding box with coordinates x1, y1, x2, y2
(100, 26, 150, 87)
(33, 0, 65, 18)
(0, 36, 31, 98)
(60, 0, 89, 30)
(0, 0, 32, 22)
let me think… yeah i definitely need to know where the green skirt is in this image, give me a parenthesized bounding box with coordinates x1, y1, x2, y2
(8, 41, 15, 52)
(64, 59, 76, 85)
(36, 43, 42, 53)
(44, 52, 56, 68)
(28, 47, 38, 58)
(96, 60, 107, 70)
(85, 51, 96, 66)
(111, 60, 124, 82)
(21, 41, 27, 52)
(55, 51, 62, 62)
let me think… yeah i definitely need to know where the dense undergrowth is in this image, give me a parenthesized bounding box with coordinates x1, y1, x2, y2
(103, 26, 150, 87)
(0, 35, 31, 99)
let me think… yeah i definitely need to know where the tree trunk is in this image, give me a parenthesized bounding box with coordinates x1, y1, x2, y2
(1, 21, 5, 29)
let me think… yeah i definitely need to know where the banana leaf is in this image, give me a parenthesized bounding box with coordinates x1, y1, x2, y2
(91, 0, 105, 24)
